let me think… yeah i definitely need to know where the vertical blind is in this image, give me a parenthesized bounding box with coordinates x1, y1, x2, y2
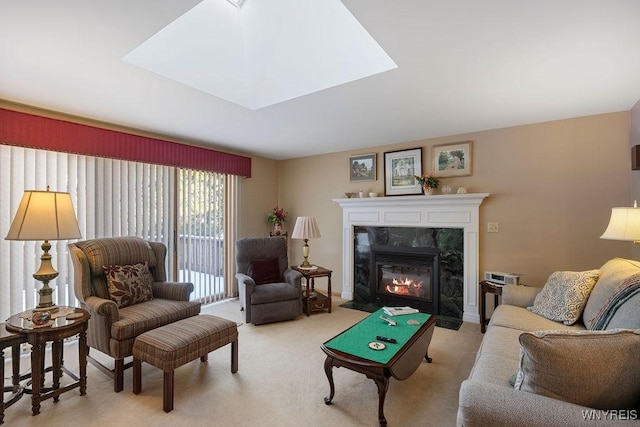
(0, 145, 177, 321)
(177, 169, 227, 303)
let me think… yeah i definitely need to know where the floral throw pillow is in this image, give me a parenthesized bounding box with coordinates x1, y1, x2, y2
(103, 262, 154, 308)
(527, 270, 599, 325)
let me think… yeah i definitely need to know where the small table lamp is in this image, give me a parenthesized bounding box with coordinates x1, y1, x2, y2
(5, 187, 82, 312)
(600, 202, 640, 243)
(291, 216, 321, 269)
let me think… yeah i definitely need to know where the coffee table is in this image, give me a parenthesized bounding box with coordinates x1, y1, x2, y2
(321, 308, 436, 426)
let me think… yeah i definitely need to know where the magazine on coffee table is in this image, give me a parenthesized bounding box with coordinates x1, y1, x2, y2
(382, 306, 419, 316)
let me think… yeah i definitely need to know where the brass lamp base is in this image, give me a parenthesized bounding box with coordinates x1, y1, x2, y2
(32, 240, 60, 313)
(298, 238, 314, 269)
(33, 278, 60, 313)
(34, 304, 59, 313)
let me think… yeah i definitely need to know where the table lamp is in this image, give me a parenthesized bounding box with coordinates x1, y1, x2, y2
(5, 187, 82, 312)
(600, 202, 640, 243)
(291, 216, 321, 269)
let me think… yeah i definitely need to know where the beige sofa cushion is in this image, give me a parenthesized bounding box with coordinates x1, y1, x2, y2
(582, 258, 640, 329)
(527, 270, 598, 325)
(514, 329, 640, 410)
(490, 305, 584, 332)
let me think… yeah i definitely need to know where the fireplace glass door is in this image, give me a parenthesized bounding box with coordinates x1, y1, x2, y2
(371, 245, 440, 314)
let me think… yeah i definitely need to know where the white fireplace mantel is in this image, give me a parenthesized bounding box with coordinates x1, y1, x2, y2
(333, 193, 490, 324)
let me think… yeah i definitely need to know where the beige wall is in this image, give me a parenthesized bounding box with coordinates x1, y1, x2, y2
(236, 156, 280, 238)
(274, 111, 632, 297)
(631, 100, 640, 260)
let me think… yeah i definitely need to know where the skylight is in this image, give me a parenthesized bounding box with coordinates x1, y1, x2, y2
(123, 0, 397, 110)
(225, 0, 244, 8)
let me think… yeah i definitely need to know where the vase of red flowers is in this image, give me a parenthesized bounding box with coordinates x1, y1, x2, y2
(267, 206, 287, 235)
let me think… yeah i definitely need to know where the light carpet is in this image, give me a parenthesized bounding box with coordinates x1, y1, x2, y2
(2, 299, 483, 427)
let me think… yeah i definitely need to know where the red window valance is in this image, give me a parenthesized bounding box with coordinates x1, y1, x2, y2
(0, 108, 251, 177)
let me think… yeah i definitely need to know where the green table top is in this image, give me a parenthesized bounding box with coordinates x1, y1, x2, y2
(323, 308, 432, 364)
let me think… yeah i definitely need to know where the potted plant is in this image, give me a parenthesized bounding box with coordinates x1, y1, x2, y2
(414, 172, 440, 195)
(267, 205, 287, 234)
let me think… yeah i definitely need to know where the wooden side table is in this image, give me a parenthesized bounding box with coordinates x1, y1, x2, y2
(5, 307, 90, 416)
(479, 281, 502, 333)
(292, 265, 332, 316)
(1, 325, 27, 425)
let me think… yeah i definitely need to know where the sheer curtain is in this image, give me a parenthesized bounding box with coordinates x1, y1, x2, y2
(0, 146, 175, 321)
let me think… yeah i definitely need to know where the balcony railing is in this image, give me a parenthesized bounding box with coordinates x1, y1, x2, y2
(177, 235, 225, 303)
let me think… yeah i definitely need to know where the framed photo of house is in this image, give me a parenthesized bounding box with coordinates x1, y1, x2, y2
(433, 141, 473, 177)
(383, 148, 423, 196)
(349, 153, 377, 182)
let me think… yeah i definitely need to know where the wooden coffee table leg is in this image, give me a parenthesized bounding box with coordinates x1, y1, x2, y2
(373, 374, 390, 427)
(323, 357, 335, 405)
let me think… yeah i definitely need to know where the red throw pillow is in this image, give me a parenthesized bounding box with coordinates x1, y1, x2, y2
(248, 258, 282, 285)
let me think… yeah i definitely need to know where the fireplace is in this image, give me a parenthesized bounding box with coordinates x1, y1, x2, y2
(333, 193, 489, 324)
(371, 245, 440, 314)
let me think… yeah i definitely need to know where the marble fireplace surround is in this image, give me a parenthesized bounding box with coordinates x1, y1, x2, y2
(333, 193, 489, 324)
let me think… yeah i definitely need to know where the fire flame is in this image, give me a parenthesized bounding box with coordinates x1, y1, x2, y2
(386, 277, 423, 295)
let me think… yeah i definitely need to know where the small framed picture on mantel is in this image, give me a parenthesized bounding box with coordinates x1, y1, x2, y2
(383, 147, 423, 196)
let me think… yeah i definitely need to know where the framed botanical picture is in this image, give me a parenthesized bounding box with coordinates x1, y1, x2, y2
(433, 141, 473, 177)
(349, 153, 377, 182)
(384, 148, 423, 196)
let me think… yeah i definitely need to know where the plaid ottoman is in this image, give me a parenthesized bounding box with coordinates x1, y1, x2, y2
(132, 314, 238, 412)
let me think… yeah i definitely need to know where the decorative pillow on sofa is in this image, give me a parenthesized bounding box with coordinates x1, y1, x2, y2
(514, 329, 640, 410)
(527, 270, 598, 325)
(248, 258, 282, 285)
(104, 262, 154, 308)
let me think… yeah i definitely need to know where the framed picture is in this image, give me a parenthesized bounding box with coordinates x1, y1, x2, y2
(349, 153, 377, 182)
(433, 141, 473, 177)
(384, 148, 423, 196)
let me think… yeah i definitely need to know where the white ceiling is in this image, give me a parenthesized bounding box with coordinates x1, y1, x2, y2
(1, 0, 639, 161)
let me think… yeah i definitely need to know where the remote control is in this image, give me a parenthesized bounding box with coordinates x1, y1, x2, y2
(376, 335, 397, 344)
(379, 315, 397, 326)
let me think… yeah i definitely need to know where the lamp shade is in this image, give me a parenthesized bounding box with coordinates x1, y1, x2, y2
(600, 207, 640, 241)
(291, 216, 321, 240)
(5, 190, 82, 241)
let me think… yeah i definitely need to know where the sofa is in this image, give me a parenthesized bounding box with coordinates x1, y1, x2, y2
(458, 257, 640, 426)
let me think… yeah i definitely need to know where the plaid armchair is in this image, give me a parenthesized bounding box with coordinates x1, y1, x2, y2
(68, 236, 201, 392)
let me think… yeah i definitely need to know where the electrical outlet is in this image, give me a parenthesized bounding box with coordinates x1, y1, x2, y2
(487, 222, 499, 233)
